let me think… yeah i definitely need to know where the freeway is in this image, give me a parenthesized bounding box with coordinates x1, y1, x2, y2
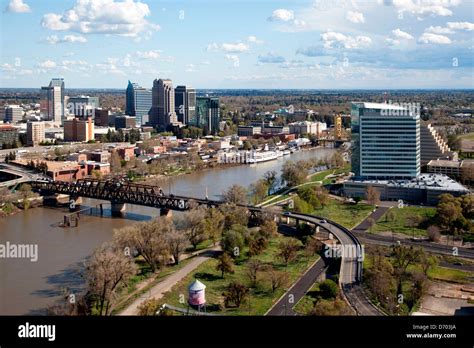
(272, 211, 383, 315)
(0, 163, 47, 188)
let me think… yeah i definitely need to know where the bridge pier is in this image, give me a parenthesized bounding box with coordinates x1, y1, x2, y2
(160, 208, 172, 217)
(111, 203, 126, 217)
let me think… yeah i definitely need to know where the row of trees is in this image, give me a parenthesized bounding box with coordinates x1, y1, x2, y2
(365, 245, 436, 315)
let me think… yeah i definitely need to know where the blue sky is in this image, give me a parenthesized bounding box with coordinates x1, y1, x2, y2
(1, 0, 473, 89)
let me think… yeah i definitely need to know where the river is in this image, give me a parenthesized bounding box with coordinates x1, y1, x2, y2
(0, 147, 335, 315)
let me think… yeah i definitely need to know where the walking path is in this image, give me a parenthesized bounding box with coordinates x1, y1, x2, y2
(119, 246, 221, 315)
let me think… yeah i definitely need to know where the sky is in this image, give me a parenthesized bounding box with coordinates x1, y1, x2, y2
(1, 0, 473, 89)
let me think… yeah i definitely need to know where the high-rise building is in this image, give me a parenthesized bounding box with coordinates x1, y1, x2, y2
(174, 85, 196, 125)
(194, 96, 220, 135)
(125, 81, 152, 126)
(4, 105, 23, 123)
(64, 117, 94, 142)
(27, 121, 45, 146)
(150, 79, 177, 129)
(351, 102, 420, 179)
(41, 78, 65, 123)
(68, 95, 99, 118)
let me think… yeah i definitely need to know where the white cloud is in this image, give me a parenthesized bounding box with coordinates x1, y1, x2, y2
(185, 64, 196, 72)
(425, 25, 454, 34)
(47, 34, 87, 44)
(267, 8, 306, 29)
(225, 54, 240, 67)
(418, 32, 452, 44)
(207, 42, 249, 53)
(321, 31, 372, 49)
(247, 36, 263, 44)
(258, 52, 286, 64)
(6, 0, 30, 13)
(136, 50, 161, 59)
(346, 11, 365, 24)
(41, 0, 160, 37)
(389, 0, 461, 17)
(38, 60, 57, 69)
(447, 21, 474, 31)
(392, 28, 414, 40)
(268, 9, 294, 22)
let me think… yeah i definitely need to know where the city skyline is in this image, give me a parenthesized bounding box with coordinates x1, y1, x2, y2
(1, 0, 473, 89)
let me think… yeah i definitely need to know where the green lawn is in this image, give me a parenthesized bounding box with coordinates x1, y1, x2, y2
(427, 266, 474, 284)
(157, 234, 319, 315)
(294, 283, 320, 314)
(312, 199, 374, 229)
(371, 206, 437, 237)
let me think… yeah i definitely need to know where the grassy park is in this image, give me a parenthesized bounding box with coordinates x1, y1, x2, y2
(157, 234, 319, 315)
(370, 206, 437, 237)
(312, 199, 374, 229)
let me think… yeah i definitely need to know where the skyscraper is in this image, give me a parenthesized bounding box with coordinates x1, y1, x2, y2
(174, 85, 196, 125)
(68, 95, 99, 118)
(351, 102, 420, 179)
(150, 78, 177, 129)
(27, 121, 45, 146)
(125, 81, 152, 126)
(195, 96, 220, 135)
(41, 78, 65, 123)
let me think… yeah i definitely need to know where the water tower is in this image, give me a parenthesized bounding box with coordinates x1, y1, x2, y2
(188, 279, 206, 312)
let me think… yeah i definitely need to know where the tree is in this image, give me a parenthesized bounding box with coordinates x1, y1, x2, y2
(259, 220, 278, 239)
(366, 186, 380, 206)
(298, 186, 320, 209)
(245, 258, 263, 287)
(292, 197, 312, 214)
(318, 279, 339, 299)
(19, 183, 33, 200)
(175, 207, 207, 250)
(263, 170, 278, 195)
(221, 226, 245, 257)
(137, 298, 160, 316)
(309, 299, 351, 316)
(216, 253, 235, 278)
(250, 179, 268, 204)
(385, 209, 395, 223)
(267, 268, 289, 293)
(202, 208, 225, 246)
(247, 235, 268, 256)
(85, 244, 137, 315)
(330, 152, 345, 168)
(113, 219, 170, 272)
(223, 185, 248, 205)
(391, 245, 422, 295)
(366, 217, 375, 233)
(277, 239, 300, 266)
(223, 282, 249, 308)
(219, 203, 248, 230)
(110, 150, 122, 172)
(166, 230, 189, 265)
(281, 161, 308, 187)
(427, 225, 441, 242)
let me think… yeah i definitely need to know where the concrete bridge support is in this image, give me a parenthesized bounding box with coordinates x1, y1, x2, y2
(111, 203, 126, 217)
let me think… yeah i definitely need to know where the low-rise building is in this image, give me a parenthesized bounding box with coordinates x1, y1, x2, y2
(343, 173, 470, 205)
(427, 159, 474, 185)
(64, 117, 94, 142)
(116, 146, 135, 161)
(115, 115, 136, 129)
(4, 105, 23, 123)
(238, 126, 261, 137)
(289, 121, 327, 135)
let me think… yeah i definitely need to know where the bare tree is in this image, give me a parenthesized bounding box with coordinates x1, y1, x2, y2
(166, 229, 189, 265)
(427, 225, 441, 242)
(246, 258, 263, 287)
(202, 208, 225, 246)
(267, 267, 289, 293)
(277, 239, 300, 266)
(85, 244, 137, 315)
(175, 207, 207, 250)
(223, 185, 248, 205)
(366, 186, 381, 206)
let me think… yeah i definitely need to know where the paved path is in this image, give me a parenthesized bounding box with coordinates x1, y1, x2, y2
(352, 206, 390, 233)
(119, 247, 221, 315)
(266, 257, 327, 316)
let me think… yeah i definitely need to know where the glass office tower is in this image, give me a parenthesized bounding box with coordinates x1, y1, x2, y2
(126, 81, 152, 126)
(195, 96, 220, 135)
(351, 102, 420, 179)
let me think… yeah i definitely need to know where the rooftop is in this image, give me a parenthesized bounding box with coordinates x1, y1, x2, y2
(350, 173, 469, 192)
(427, 159, 461, 168)
(352, 102, 411, 111)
